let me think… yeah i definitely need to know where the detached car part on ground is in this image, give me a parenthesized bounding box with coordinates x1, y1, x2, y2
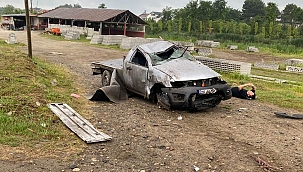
(90, 40, 232, 110)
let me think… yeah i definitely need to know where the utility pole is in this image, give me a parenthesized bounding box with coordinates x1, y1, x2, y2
(30, 0, 33, 13)
(24, 0, 33, 58)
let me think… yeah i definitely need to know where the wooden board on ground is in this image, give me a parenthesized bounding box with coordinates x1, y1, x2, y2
(48, 103, 112, 143)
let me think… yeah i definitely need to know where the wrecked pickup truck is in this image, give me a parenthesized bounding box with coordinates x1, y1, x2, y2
(91, 40, 232, 110)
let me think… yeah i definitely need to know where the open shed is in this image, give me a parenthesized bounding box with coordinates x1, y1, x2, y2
(38, 8, 147, 37)
(1, 14, 37, 30)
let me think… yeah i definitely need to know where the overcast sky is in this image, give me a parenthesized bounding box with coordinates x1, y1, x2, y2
(0, 0, 302, 15)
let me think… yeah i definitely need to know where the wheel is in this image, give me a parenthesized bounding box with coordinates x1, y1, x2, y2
(150, 84, 164, 103)
(102, 70, 112, 87)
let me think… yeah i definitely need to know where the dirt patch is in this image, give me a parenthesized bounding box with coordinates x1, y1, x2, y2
(0, 30, 302, 172)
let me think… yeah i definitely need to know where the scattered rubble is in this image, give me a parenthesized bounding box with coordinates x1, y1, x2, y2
(227, 45, 238, 50)
(196, 40, 220, 48)
(246, 46, 259, 52)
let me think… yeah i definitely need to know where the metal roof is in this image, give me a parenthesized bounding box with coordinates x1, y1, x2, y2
(1, 13, 37, 17)
(38, 8, 147, 24)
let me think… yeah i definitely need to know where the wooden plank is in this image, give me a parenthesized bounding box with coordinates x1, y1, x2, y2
(48, 103, 112, 143)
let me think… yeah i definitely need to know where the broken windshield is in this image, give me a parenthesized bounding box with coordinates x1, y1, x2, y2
(149, 47, 195, 66)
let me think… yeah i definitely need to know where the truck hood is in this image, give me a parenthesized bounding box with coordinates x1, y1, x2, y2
(153, 58, 220, 81)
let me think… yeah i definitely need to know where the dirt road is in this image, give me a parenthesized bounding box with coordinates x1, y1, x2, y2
(0, 30, 302, 172)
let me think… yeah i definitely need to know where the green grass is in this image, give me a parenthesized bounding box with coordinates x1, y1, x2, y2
(0, 39, 85, 150)
(215, 41, 303, 58)
(251, 68, 303, 83)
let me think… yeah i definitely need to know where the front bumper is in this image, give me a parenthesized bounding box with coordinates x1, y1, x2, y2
(160, 84, 232, 110)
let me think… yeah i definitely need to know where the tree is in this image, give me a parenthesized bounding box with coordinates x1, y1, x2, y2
(188, 21, 192, 33)
(246, 25, 252, 35)
(208, 20, 213, 33)
(147, 19, 155, 32)
(2, 4, 15, 14)
(157, 20, 163, 31)
(232, 21, 237, 34)
(225, 21, 230, 33)
(198, 1, 213, 22)
(239, 23, 244, 35)
(269, 21, 274, 37)
(242, 0, 265, 21)
(281, 4, 298, 25)
(162, 6, 173, 21)
(261, 26, 266, 38)
(178, 18, 182, 32)
(274, 24, 282, 38)
(56, 4, 81, 8)
(73, 3, 82, 8)
(184, 0, 199, 21)
(14, 8, 24, 14)
(167, 20, 172, 32)
(212, 0, 227, 20)
(57, 4, 73, 8)
(225, 7, 241, 21)
(265, 2, 280, 23)
(293, 27, 299, 37)
(287, 25, 292, 37)
(294, 7, 303, 24)
(218, 21, 223, 33)
(199, 21, 203, 32)
(98, 3, 107, 9)
(254, 22, 259, 35)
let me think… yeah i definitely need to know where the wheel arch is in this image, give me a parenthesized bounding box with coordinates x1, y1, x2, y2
(149, 83, 165, 102)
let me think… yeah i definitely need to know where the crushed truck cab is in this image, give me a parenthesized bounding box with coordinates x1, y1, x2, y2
(91, 40, 232, 110)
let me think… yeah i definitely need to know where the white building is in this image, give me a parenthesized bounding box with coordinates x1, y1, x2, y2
(139, 11, 163, 22)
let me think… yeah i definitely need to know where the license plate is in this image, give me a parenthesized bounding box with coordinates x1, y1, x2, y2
(198, 88, 217, 95)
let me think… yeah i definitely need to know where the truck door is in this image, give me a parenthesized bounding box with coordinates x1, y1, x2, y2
(124, 50, 149, 96)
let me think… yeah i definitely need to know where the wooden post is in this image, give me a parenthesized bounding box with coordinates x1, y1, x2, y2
(108, 24, 111, 35)
(99, 22, 102, 35)
(124, 23, 126, 36)
(24, 0, 32, 58)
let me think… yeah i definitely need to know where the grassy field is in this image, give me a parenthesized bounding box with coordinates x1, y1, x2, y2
(0, 39, 85, 154)
(220, 41, 303, 58)
(251, 68, 303, 83)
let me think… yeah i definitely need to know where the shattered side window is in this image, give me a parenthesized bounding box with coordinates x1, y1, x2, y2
(149, 47, 195, 65)
(131, 50, 148, 67)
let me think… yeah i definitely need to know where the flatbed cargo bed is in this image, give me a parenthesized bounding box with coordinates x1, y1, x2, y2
(91, 59, 123, 75)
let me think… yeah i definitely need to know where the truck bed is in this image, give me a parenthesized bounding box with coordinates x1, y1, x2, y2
(91, 59, 123, 74)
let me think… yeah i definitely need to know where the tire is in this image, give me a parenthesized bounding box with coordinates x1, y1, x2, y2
(102, 70, 112, 87)
(150, 84, 164, 103)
